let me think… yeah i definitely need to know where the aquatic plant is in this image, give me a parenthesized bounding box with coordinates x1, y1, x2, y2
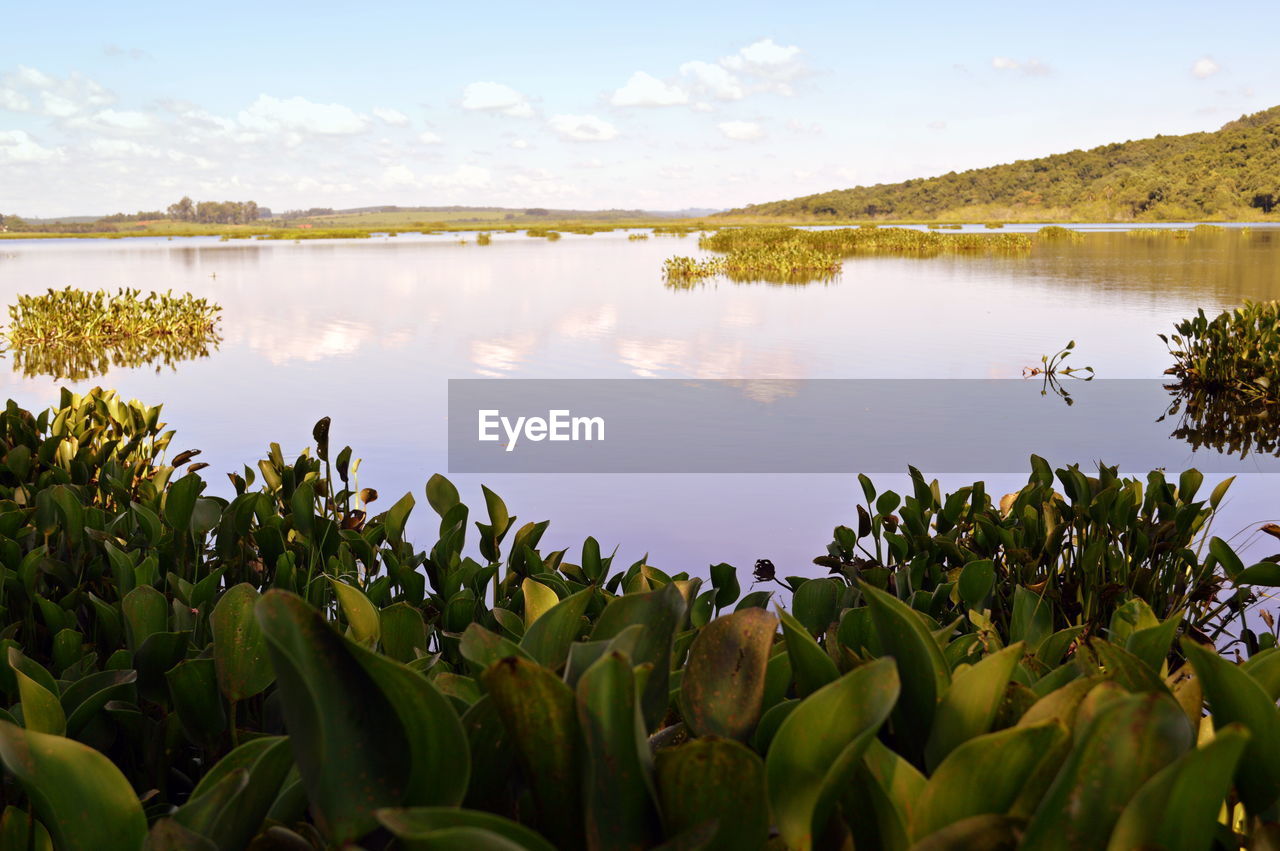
(1163, 301, 1280, 401)
(0, 390, 1276, 848)
(1037, 225, 1083, 242)
(476, 232, 492, 245)
(5, 287, 222, 380)
(1022, 341, 1095, 404)
(628, 232, 650, 240)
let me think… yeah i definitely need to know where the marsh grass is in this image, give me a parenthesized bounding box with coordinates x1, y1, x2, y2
(476, 232, 492, 245)
(628, 232, 650, 240)
(1037, 225, 1083, 242)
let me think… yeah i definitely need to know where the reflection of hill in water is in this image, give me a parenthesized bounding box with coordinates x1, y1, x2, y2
(953, 229, 1280, 304)
(9, 334, 220, 381)
(1162, 386, 1280, 459)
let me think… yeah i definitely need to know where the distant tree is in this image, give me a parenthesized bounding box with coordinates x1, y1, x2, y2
(167, 196, 195, 221)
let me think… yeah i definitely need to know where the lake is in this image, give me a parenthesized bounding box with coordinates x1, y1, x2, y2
(2, 225, 1278, 578)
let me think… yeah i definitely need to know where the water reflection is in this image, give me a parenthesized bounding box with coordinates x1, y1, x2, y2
(8, 332, 220, 381)
(1161, 388, 1280, 458)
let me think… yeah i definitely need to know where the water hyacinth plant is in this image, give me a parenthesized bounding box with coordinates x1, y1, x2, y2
(6, 287, 222, 380)
(0, 389, 1276, 849)
(1163, 301, 1280, 401)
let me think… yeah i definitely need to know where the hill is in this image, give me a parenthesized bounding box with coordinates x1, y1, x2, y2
(730, 107, 1280, 222)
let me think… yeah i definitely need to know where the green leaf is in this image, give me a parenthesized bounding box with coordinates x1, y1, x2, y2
(384, 491, 416, 545)
(912, 721, 1065, 840)
(520, 577, 559, 628)
(164, 473, 202, 533)
(709, 563, 740, 609)
(681, 608, 777, 741)
(210, 583, 274, 701)
(924, 642, 1025, 771)
(166, 658, 227, 744)
(380, 602, 428, 663)
(655, 737, 769, 851)
(1021, 693, 1193, 850)
(778, 609, 839, 698)
(480, 657, 583, 850)
(1209, 536, 1245, 579)
(256, 590, 463, 843)
(519, 586, 592, 670)
(1182, 639, 1280, 813)
(1124, 610, 1182, 672)
(765, 658, 900, 851)
(860, 582, 950, 758)
(576, 651, 660, 850)
(425, 474, 461, 518)
(327, 577, 380, 646)
(0, 720, 147, 851)
(377, 808, 557, 851)
(122, 584, 168, 651)
(1236, 561, 1280, 586)
(1010, 586, 1052, 653)
(957, 559, 995, 609)
(11, 651, 65, 736)
(791, 578, 840, 636)
(1106, 725, 1249, 851)
(590, 583, 686, 731)
(460, 623, 532, 673)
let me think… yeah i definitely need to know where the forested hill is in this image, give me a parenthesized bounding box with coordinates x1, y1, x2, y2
(731, 106, 1280, 221)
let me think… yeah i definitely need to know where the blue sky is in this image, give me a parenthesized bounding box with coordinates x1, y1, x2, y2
(1, 0, 1276, 216)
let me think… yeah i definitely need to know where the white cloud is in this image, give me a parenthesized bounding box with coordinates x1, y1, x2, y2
(680, 61, 744, 101)
(720, 38, 806, 94)
(418, 130, 443, 144)
(461, 82, 533, 117)
(991, 57, 1052, 76)
(373, 107, 410, 126)
(1192, 57, 1220, 79)
(718, 120, 763, 141)
(511, 139, 529, 149)
(1, 66, 114, 117)
(238, 94, 370, 135)
(424, 164, 492, 190)
(549, 114, 618, 142)
(0, 88, 31, 111)
(87, 109, 157, 132)
(380, 164, 417, 187)
(611, 71, 688, 107)
(0, 130, 60, 163)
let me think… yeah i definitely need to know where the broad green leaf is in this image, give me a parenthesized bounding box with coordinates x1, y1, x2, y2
(481, 657, 583, 850)
(681, 608, 777, 741)
(425, 474, 461, 518)
(1182, 639, 1280, 813)
(1106, 725, 1249, 851)
(460, 623, 532, 672)
(122, 584, 168, 650)
(912, 815, 1024, 851)
(377, 808, 557, 851)
(521, 578, 559, 627)
(380, 602, 428, 663)
(957, 559, 995, 609)
(766, 658, 900, 851)
(656, 737, 769, 851)
(912, 721, 1065, 839)
(11, 653, 65, 736)
(924, 642, 1024, 770)
(778, 609, 839, 697)
(520, 586, 593, 670)
(166, 658, 227, 744)
(0, 720, 146, 851)
(210, 583, 274, 701)
(164, 473, 202, 533)
(576, 651, 660, 851)
(1010, 586, 1052, 653)
(1021, 692, 1193, 849)
(1209, 536, 1244, 579)
(1236, 562, 1280, 586)
(327, 577, 380, 646)
(590, 583, 686, 731)
(1124, 610, 1182, 673)
(791, 578, 840, 636)
(861, 582, 950, 758)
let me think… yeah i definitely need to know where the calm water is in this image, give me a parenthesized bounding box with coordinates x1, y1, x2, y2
(1, 227, 1278, 575)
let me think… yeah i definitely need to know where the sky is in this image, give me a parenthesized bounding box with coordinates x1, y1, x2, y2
(1, 0, 1277, 217)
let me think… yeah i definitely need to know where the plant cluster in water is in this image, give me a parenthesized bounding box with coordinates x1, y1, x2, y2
(0, 388, 1276, 849)
(5, 287, 222, 380)
(664, 226, 1035, 286)
(1163, 301, 1280, 401)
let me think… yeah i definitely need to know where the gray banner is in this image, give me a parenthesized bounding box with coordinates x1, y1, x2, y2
(447, 379, 1280, 474)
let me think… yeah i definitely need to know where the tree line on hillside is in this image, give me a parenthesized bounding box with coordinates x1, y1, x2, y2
(164, 197, 266, 224)
(737, 106, 1280, 221)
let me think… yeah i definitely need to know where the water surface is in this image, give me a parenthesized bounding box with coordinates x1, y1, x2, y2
(2, 227, 1277, 574)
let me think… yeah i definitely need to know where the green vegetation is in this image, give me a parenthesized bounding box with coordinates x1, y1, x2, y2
(664, 226, 1033, 285)
(0, 389, 1275, 849)
(6, 288, 221, 380)
(628, 232, 650, 240)
(476, 232, 492, 245)
(1163, 301, 1280, 400)
(733, 106, 1280, 222)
